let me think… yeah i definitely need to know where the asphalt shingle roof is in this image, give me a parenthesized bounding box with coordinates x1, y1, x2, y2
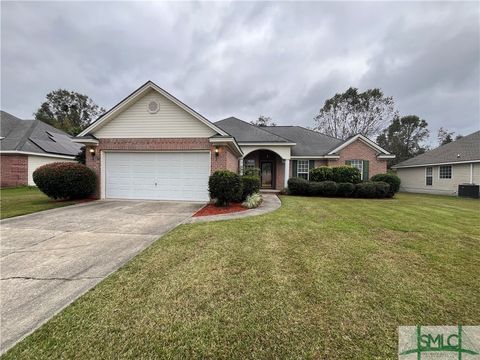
(215, 117, 343, 156)
(394, 130, 480, 168)
(263, 126, 342, 156)
(215, 117, 292, 143)
(0, 110, 83, 156)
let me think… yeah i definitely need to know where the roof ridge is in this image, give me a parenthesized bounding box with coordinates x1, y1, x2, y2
(15, 119, 39, 151)
(255, 125, 295, 143)
(217, 116, 293, 143)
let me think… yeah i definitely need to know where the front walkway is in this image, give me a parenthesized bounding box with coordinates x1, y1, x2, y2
(0, 200, 203, 353)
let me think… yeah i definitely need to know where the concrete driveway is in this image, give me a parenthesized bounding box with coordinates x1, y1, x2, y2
(0, 200, 203, 353)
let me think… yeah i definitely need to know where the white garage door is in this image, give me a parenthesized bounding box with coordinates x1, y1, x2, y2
(105, 152, 210, 201)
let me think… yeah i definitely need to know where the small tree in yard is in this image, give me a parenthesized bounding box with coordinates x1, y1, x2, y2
(208, 171, 242, 206)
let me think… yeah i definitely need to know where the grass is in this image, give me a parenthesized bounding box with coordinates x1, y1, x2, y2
(0, 187, 77, 219)
(3, 193, 479, 359)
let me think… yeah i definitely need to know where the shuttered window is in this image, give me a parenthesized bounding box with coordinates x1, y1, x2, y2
(346, 159, 369, 180)
(297, 160, 309, 180)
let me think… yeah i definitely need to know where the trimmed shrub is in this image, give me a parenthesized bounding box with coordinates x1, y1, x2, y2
(320, 181, 337, 196)
(337, 182, 355, 197)
(243, 193, 263, 209)
(33, 162, 96, 200)
(241, 175, 260, 200)
(355, 181, 377, 198)
(373, 181, 390, 198)
(308, 182, 323, 196)
(287, 177, 310, 195)
(208, 170, 242, 206)
(310, 167, 333, 182)
(332, 166, 362, 184)
(370, 173, 401, 196)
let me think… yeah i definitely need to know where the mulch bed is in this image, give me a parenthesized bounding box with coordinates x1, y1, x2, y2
(193, 202, 248, 217)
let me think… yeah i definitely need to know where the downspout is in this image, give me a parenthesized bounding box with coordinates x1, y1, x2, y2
(470, 163, 474, 184)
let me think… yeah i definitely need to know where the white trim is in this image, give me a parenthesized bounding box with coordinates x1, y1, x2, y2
(284, 159, 290, 188)
(238, 142, 296, 146)
(72, 138, 99, 145)
(393, 159, 480, 169)
(291, 155, 340, 159)
(297, 159, 310, 180)
(377, 154, 396, 159)
(0, 150, 75, 160)
(78, 81, 228, 137)
(209, 137, 243, 156)
(327, 134, 392, 155)
(438, 164, 453, 179)
(100, 151, 106, 199)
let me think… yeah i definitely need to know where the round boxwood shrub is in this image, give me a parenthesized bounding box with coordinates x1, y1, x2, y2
(241, 175, 260, 200)
(332, 166, 362, 184)
(33, 162, 97, 200)
(336, 182, 355, 197)
(370, 173, 401, 196)
(309, 167, 333, 182)
(287, 177, 310, 195)
(209, 170, 242, 206)
(355, 181, 377, 198)
(308, 182, 323, 196)
(373, 181, 391, 198)
(319, 181, 337, 196)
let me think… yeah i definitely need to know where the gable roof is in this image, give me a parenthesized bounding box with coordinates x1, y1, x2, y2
(78, 81, 228, 137)
(327, 134, 393, 156)
(393, 131, 480, 168)
(262, 126, 342, 156)
(0, 111, 82, 157)
(215, 117, 294, 144)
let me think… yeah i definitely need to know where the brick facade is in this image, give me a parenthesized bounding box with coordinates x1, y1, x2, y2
(0, 154, 28, 187)
(326, 139, 387, 179)
(85, 138, 238, 198)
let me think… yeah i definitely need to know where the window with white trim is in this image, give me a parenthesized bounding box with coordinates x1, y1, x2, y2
(439, 165, 452, 179)
(350, 160, 364, 180)
(425, 166, 433, 186)
(297, 160, 309, 180)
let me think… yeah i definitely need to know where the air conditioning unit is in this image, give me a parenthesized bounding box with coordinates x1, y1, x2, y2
(458, 184, 479, 199)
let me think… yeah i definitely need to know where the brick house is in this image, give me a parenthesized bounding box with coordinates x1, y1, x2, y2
(0, 111, 82, 187)
(75, 81, 394, 201)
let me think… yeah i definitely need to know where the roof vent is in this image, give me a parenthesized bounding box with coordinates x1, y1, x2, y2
(148, 101, 159, 114)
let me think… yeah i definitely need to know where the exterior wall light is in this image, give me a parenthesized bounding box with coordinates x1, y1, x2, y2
(89, 148, 96, 157)
(215, 146, 219, 157)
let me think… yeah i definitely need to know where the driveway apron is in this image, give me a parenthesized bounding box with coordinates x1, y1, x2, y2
(0, 200, 203, 353)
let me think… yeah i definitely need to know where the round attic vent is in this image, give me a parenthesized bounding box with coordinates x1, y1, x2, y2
(148, 101, 159, 114)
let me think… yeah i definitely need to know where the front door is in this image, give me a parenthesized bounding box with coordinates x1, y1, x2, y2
(260, 161, 273, 189)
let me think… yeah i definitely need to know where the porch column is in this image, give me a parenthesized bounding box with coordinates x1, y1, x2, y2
(284, 159, 290, 188)
(239, 158, 244, 175)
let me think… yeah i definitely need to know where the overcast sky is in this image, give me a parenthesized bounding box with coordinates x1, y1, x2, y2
(1, 1, 479, 143)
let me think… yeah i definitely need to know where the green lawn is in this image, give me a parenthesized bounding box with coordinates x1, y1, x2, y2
(3, 194, 479, 359)
(0, 187, 77, 219)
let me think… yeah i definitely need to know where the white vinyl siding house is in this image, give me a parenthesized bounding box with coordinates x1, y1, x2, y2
(397, 163, 479, 195)
(94, 89, 217, 138)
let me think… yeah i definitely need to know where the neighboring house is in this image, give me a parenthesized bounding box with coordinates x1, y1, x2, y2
(392, 131, 480, 195)
(0, 111, 82, 187)
(75, 81, 394, 201)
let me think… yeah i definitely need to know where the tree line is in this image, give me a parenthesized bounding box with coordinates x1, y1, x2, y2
(34, 87, 462, 168)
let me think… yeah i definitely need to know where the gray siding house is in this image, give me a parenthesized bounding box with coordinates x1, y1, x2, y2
(392, 131, 480, 195)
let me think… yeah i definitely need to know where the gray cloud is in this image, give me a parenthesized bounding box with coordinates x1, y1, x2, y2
(1, 1, 478, 142)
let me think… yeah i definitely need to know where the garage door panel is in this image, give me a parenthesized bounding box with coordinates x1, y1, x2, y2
(105, 152, 210, 201)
